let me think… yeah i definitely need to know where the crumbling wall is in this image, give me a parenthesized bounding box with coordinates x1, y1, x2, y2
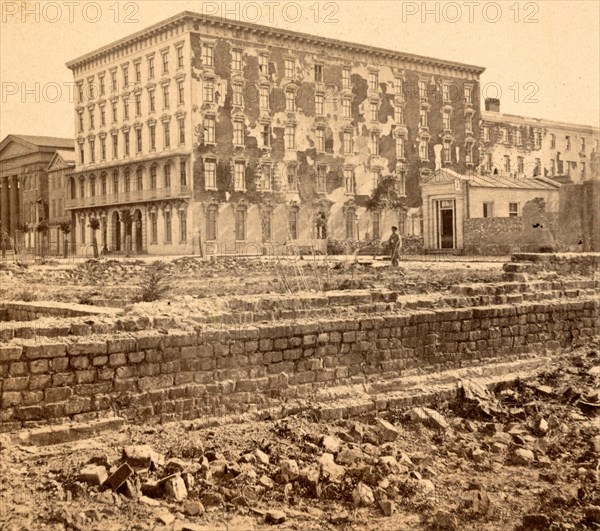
(512, 252, 600, 276)
(1, 297, 597, 430)
(556, 181, 600, 252)
(463, 217, 523, 255)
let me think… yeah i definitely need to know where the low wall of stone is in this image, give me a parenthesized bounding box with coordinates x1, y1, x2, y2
(512, 253, 600, 276)
(1, 296, 597, 431)
(0, 302, 116, 322)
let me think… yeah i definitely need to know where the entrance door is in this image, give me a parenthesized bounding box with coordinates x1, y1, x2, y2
(436, 199, 455, 249)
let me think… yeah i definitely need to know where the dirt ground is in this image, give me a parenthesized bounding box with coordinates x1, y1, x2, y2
(0, 346, 598, 531)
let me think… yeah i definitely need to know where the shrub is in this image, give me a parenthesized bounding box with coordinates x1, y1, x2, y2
(138, 261, 172, 302)
(14, 289, 37, 302)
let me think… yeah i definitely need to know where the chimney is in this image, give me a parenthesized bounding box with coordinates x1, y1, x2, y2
(485, 98, 500, 112)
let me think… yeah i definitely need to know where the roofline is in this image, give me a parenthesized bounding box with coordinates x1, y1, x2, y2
(482, 111, 600, 134)
(66, 11, 486, 75)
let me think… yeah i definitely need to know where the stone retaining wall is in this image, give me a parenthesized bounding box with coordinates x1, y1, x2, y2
(512, 253, 600, 276)
(0, 302, 117, 322)
(1, 296, 597, 431)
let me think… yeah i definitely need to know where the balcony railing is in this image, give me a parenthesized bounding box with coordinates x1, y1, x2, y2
(65, 186, 191, 210)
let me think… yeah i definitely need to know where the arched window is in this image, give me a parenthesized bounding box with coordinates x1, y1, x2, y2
(124, 168, 131, 193)
(164, 162, 171, 188)
(70, 177, 76, 199)
(100, 173, 107, 195)
(112, 171, 119, 194)
(79, 177, 85, 198)
(136, 167, 143, 191)
(89, 175, 96, 197)
(150, 165, 157, 190)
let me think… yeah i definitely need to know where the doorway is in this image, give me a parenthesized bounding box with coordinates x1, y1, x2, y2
(436, 199, 455, 249)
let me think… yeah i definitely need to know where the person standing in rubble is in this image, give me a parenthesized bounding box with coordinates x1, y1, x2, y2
(387, 226, 401, 266)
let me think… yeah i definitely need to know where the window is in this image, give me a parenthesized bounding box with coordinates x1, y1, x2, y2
(372, 212, 381, 240)
(317, 165, 327, 192)
(395, 77, 403, 95)
(397, 172, 406, 196)
(442, 83, 450, 101)
(100, 105, 106, 126)
(285, 58, 294, 78)
(420, 108, 428, 127)
(259, 54, 269, 75)
(162, 51, 169, 74)
(101, 174, 107, 195)
(204, 159, 216, 189)
(509, 203, 519, 217)
(178, 118, 185, 145)
(123, 99, 130, 120)
(345, 210, 355, 239)
(111, 100, 118, 122)
(483, 126, 489, 141)
(262, 211, 272, 241)
(235, 209, 246, 240)
(203, 79, 213, 103)
(369, 71, 378, 91)
(443, 141, 451, 163)
(134, 62, 141, 83)
(150, 212, 158, 244)
(164, 163, 171, 188)
(466, 141, 474, 164)
(136, 128, 143, 153)
(315, 93, 324, 116)
(316, 128, 325, 152)
(204, 116, 215, 143)
(464, 85, 472, 104)
(234, 161, 245, 190)
(148, 124, 156, 151)
(207, 206, 217, 240)
(163, 122, 170, 148)
(150, 165, 157, 189)
(534, 131, 542, 149)
(396, 136, 405, 159)
(232, 50, 242, 71)
(285, 90, 296, 112)
(504, 155, 511, 172)
(178, 80, 185, 105)
(136, 167, 143, 190)
(122, 65, 129, 86)
(285, 125, 296, 150)
(79, 178, 85, 197)
(80, 218, 86, 244)
(483, 202, 494, 218)
(370, 131, 379, 155)
(465, 114, 473, 133)
(580, 137, 586, 152)
(314, 64, 323, 82)
(179, 210, 187, 241)
(289, 209, 298, 239)
(515, 130, 522, 145)
(344, 168, 355, 193)
(89, 177, 96, 197)
(89, 108, 95, 129)
(233, 121, 244, 146)
(261, 124, 271, 147)
(566, 136, 571, 150)
(342, 97, 351, 118)
(550, 133, 556, 148)
(260, 86, 270, 109)
(395, 105, 404, 124)
(419, 80, 427, 100)
(233, 83, 243, 106)
(419, 138, 429, 160)
(443, 110, 451, 130)
(79, 145, 85, 164)
(148, 56, 155, 79)
(99, 75, 105, 96)
(163, 85, 170, 108)
(100, 137, 106, 160)
(343, 131, 353, 154)
(77, 82, 84, 103)
(89, 138, 95, 162)
(112, 134, 118, 158)
(343, 68, 351, 88)
(501, 128, 508, 143)
(110, 71, 117, 92)
(550, 159, 556, 175)
(180, 160, 187, 187)
(581, 162, 586, 178)
(78, 111, 84, 132)
(202, 45, 213, 67)
(177, 47, 184, 69)
(135, 93, 141, 116)
(259, 164, 272, 190)
(88, 79, 95, 100)
(164, 211, 172, 244)
(517, 156, 524, 174)
(124, 131, 130, 156)
(369, 101, 378, 121)
(112, 171, 118, 193)
(287, 164, 297, 190)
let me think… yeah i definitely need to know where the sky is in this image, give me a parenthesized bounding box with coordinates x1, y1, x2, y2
(1, 0, 599, 140)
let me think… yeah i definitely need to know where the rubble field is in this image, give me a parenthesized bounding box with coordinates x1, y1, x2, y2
(0, 347, 599, 531)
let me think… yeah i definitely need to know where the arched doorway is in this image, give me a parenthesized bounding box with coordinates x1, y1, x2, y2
(112, 211, 121, 252)
(133, 209, 143, 253)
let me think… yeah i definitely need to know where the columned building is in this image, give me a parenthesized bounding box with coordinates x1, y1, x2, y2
(66, 11, 485, 256)
(0, 135, 74, 252)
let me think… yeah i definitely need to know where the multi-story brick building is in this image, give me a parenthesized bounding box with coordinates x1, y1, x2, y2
(0, 134, 74, 253)
(480, 98, 600, 183)
(65, 11, 485, 256)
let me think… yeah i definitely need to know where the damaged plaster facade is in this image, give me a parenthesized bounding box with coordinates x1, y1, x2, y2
(65, 12, 484, 256)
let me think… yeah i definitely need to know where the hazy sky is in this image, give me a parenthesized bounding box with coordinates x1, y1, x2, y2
(1, 0, 599, 140)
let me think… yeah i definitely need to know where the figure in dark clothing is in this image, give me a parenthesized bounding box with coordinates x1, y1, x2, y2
(388, 226, 401, 266)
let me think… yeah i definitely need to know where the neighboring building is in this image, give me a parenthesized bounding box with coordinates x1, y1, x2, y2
(421, 168, 560, 252)
(0, 135, 74, 252)
(46, 150, 76, 255)
(65, 11, 485, 256)
(480, 98, 600, 184)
